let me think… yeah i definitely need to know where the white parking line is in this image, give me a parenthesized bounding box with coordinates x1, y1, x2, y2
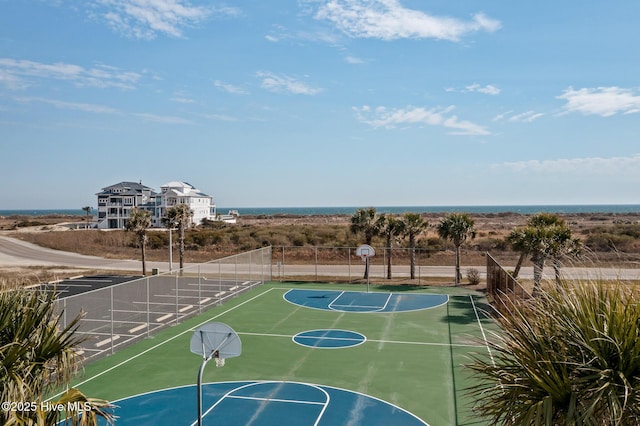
(95, 335, 120, 348)
(156, 313, 174, 322)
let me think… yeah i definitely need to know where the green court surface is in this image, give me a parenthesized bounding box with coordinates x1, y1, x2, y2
(68, 282, 496, 426)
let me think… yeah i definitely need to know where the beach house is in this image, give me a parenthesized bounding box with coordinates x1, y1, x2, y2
(96, 181, 218, 229)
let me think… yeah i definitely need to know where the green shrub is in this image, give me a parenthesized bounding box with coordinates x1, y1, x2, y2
(467, 280, 640, 425)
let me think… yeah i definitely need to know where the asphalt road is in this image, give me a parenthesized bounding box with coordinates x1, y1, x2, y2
(1, 235, 638, 281)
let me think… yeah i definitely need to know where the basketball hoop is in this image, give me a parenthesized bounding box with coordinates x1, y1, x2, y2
(356, 244, 375, 262)
(355, 245, 375, 292)
(214, 350, 225, 368)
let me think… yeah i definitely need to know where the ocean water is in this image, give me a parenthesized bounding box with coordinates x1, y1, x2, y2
(224, 205, 640, 215)
(5, 205, 636, 217)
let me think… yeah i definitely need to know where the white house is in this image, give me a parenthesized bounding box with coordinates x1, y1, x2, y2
(155, 181, 217, 227)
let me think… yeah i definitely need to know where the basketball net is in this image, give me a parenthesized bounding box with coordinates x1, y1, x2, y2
(213, 350, 225, 367)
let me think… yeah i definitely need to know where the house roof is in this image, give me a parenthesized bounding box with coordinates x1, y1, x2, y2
(96, 181, 156, 196)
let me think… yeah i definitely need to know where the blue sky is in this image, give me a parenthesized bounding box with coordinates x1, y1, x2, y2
(1, 1, 639, 209)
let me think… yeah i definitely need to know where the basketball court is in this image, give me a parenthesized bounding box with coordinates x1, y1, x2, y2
(65, 282, 495, 426)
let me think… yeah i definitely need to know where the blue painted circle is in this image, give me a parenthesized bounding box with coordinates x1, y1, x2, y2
(98, 381, 429, 425)
(284, 289, 449, 313)
(293, 329, 366, 348)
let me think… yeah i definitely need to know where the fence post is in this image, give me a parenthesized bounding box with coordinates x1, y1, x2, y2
(110, 286, 114, 355)
(218, 261, 222, 306)
(281, 246, 285, 281)
(146, 277, 150, 337)
(175, 272, 179, 324)
(348, 247, 351, 282)
(198, 265, 202, 314)
(315, 246, 318, 282)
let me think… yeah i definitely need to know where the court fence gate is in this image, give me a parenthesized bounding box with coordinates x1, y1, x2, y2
(486, 252, 531, 311)
(56, 246, 272, 362)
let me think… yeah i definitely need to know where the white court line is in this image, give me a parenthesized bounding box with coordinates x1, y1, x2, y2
(328, 291, 391, 312)
(295, 336, 364, 342)
(193, 381, 330, 426)
(326, 291, 345, 310)
(469, 295, 496, 367)
(379, 293, 393, 311)
(227, 394, 327, 405)
(51, 287, 275, 400)
(237, 331, 485, 348)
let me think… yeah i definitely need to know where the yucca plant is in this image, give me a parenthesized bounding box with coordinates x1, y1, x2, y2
(0, 287, 114, 425)
(466, 280, 640, 425)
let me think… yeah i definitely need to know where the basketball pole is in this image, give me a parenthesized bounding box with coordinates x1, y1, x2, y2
(196, 332, 230, 426)
(366, 256, 370, 293)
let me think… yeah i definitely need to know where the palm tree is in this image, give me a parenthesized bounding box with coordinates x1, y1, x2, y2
(437, 213, 475, 285)
(125, 208, 152, 276)
(466, 279, 640, 425)
(507, 213, 577, 295)
(350, 207, 380, 279)
(402, 213, 428, 280)
(164, 203, 193, 270)
(81, 206, 92, 228)
(377, 214, 405, 279)
(0, 287, 113, 425)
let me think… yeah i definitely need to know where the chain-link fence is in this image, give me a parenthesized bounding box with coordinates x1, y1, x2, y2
(271, 246, 444, 283)
(56, 246, 271, 362)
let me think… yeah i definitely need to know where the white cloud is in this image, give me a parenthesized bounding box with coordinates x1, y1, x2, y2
(447, 83, 501, 95)
(315, 0, 501, 41)
(134, 112, 194, 124)
(14, 96, 120, 114)
(557, 86, 640, 117)
(509, 111, 544, 123)
(94, 0, 239, 39)
(497, 155, 640, 174)
(170, 96, 195, 104)
(345, 55, 364, 64)
(200, 113, 238, 122)
(492, 110, 543, 123)
(354, 105, 490, 135)
(0, 58, 141, 89)
(465, 83, 500, 95)
(257, 72, 323, 95)
(214, 80, 248, 95)
(15, 95, 194, 124)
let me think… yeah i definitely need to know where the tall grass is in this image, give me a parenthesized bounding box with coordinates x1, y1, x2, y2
(466, 280, 640, 425)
